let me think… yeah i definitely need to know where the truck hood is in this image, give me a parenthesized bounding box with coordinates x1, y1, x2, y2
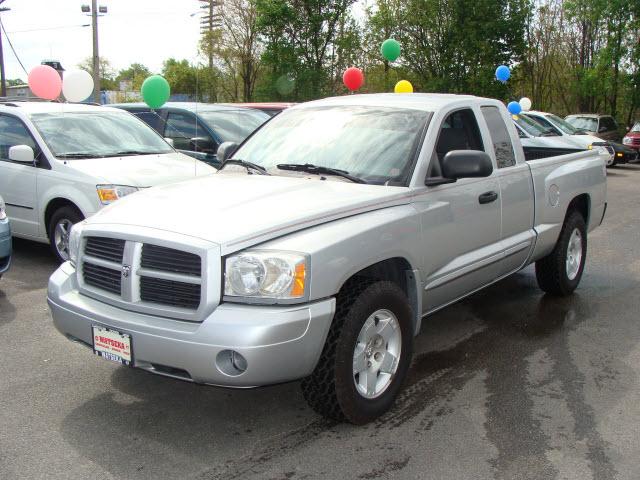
(88, 173, 411, 253)
(67, 152, 215, 187)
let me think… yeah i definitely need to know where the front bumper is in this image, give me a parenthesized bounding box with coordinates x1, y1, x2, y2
(0, 220, 11, 274)
(48, 263, 336, 387)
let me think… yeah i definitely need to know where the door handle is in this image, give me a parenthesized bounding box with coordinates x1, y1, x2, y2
(478, 191, 499, 204)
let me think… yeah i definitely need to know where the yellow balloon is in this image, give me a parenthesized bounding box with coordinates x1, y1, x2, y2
(394, 80, 413, 93)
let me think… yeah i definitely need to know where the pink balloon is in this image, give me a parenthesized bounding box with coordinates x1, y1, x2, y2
(28, 65, 62, 100)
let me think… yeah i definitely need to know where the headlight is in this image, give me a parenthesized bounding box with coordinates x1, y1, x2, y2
(623, 137, 632, 145)
(68, 221, 85, 267)
(224, 251, 307, 300)
(96, 185, 139, 205)
(0, 198, 6, 221)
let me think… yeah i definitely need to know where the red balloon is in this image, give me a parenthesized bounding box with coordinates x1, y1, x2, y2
(343, 67, 364, 91)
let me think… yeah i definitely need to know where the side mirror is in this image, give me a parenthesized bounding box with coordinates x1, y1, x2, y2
(164, 137, 175, 147)
(598, 126, 607, 133)
(441, 150, 493, 179)
(217, 141, 239, 163)
(626, 126, 631, 132)
(190, 136, 217, 153)
(8, 145, 35, 164)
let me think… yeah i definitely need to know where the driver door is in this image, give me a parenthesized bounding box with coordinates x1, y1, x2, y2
(163, 111, 218, 165)
(415, 108, 503, 312)
(0, 114, 41, 237)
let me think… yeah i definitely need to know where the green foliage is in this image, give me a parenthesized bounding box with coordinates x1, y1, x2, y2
(115, 63, 152, 91)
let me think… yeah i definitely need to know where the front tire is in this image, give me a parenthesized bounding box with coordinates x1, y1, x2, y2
(535, 210, 587, 296)
(301, 281, 413, 424)
(48, 206, 83, 263)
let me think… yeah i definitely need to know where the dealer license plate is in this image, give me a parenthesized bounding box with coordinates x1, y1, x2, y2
(92, 326, 132, 366)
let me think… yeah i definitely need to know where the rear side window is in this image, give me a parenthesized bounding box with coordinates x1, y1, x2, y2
(0, 115, 40, 162)
(600, 117, 617, 131)
(481, 106, 516, 168)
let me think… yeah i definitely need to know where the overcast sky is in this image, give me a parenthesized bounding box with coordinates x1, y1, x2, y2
(1, 0, 204, 81)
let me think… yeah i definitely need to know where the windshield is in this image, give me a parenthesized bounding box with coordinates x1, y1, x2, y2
(514, 114, 549, 137)
(566, 116, 598, 132)
(232, 106, 430, 185)
(198, 109, 270, 143)
(546, 113, 579, 135)
(631, 122, 640, 133)
(31, 111, 173, 158)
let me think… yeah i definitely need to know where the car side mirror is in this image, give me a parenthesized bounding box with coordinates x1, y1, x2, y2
(8, 145, 35, 164)
(441, 150, 493, 179)
(217, 141, 239, 163)
(626, 126, 631, 132)
(598, 126, 607, 133)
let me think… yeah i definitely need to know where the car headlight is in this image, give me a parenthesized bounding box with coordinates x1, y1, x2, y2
(623, 137, 632, 145)
(224, 251, 308, 301)
(96, 185, 139, 205)
(0, 198, 6, 221)
(68, 221, 86, 267)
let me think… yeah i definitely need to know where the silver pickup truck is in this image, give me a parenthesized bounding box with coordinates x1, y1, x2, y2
(48, 94, 607, 424)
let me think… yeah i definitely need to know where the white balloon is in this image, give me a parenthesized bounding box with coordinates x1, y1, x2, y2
(519, 97, 532, 111)
(62, 70, 95, 103)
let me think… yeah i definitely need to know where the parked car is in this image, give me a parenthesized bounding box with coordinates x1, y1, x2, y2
(565, 114, 622, 142)
(0, 195, 11, 279)
(223, 102, 295, 117)
(0, 101, 215, 262)
(49, 93, 606, 424)
(622, 121, 640, 152)
(112, 103, 270, 167)
(524, 110, 615, 164)
(512, 113, 613, 163)
(609, 141, 639, 164)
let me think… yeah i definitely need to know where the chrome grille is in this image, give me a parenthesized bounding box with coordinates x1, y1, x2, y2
(84, 236, 125, 263)
(140, 276, 201, 309)
(82, 262, 121, 295)
(141, 244, 201, 276)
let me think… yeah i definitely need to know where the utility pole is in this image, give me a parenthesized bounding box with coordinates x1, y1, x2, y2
(0, 0, 10, 98)
(197, 0, 222, 70)
(81, 2, 107, 103)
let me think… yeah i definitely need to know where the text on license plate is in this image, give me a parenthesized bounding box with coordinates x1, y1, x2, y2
(92, 326, 132, 366)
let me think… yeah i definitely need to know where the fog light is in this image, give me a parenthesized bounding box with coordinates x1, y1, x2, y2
(215, 349, 248, 376)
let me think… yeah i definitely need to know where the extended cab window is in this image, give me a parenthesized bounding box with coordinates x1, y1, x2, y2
(0, 115, 40, 163)
(481, 106, 516, 168)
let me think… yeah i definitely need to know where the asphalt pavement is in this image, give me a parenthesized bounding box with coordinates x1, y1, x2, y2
(1, 164, 640, 480)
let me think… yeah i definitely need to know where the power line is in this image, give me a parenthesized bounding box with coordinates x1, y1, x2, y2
(8, 24, 90, 34)
(0, 17, 27, 75)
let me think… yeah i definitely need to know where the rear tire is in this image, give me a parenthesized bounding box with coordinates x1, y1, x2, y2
(48, 206, 83, 263)
(301, 280, 413, 424)
(535, 210, 587, 296)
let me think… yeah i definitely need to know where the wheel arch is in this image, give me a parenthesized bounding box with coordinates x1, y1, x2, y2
(566, 193, 590, 228)
(44, 198, 84, 238)
(335, 257, 422, 335)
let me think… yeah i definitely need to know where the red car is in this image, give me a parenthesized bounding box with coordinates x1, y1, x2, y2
(224, 102, 295, 117)
(622, 122, 640, 151)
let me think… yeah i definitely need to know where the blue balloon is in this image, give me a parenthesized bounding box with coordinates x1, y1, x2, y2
(507, 101, 522, 115)
(496, 65, 510, 83)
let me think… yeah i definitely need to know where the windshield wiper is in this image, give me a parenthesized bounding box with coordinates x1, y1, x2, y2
(219, 159, 270, 175)
(104, 150, 162, 157)
(56, 153, 105, 159)
(277, 163, 368, 184)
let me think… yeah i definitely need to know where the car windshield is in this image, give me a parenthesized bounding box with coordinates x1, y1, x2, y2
(31, 111, 173, 158)
(546, 114, 579, 135)
(631, 122, 640, 133)
(566, 117, 598, 132)
(197, 109, 270, 143)
(232, 106, 430, 185)
(514, 114, 549, 137)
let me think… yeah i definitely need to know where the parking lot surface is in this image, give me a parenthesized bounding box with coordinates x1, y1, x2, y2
(1, 164, 640, 480)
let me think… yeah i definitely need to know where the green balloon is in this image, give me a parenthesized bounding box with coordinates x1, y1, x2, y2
(141, 75, 170, 109)
(380, 38, 401, 62)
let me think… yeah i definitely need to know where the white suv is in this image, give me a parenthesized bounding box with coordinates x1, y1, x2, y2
(0, 101, 215, 261)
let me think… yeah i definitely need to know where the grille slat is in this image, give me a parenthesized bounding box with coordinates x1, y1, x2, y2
(83, 263, 121, 295)
(85, 237, 126, 263)
(141, 244, 201, 276)
(140, 276, 201, 309)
